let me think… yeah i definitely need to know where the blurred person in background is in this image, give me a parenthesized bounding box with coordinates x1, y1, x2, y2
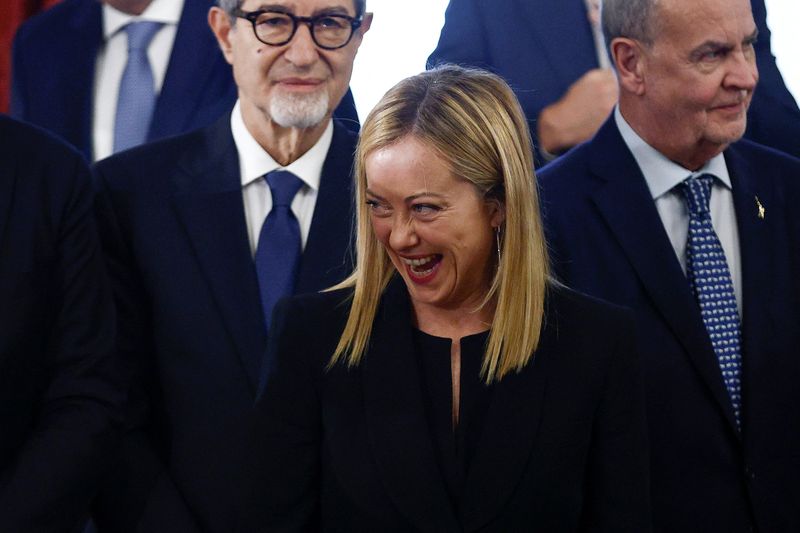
(429, 0, 800, 165)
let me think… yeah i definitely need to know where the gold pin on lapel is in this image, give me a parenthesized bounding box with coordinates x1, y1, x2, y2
(755, 195, 765, 220)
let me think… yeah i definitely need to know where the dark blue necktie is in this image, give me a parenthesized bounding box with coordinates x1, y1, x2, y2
(255, 170, 304, 333)
(113, 21, 162, 153)
(681, 174, 743, 428)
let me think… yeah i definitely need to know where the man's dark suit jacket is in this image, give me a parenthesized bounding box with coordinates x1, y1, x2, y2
(538, 117, 800, 532)
(427, 0, 800, 164)
(0, 116, 122, 532)
(239, 276, 651, 532)
(10, 0, 360, 161)
(92, 113, 358, 532)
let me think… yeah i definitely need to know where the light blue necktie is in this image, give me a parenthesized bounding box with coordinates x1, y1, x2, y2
(113, 21, 163, 153)
(255, 170, 304, 333)
(681, 174, 743, 428)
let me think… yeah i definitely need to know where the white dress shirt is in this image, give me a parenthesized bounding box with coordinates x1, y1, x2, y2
(92, 0, 184, 161)
(230, 100, 333, 256)
(615, 107, 743, 314)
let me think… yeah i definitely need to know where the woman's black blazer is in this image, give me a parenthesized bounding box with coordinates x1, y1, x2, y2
(240, 277, 650, 532)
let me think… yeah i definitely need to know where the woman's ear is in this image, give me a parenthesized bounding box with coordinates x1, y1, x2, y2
(487, 198, 506, 229)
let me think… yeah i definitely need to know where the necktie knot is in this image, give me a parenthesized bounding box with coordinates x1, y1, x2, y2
(124, 21, 162, 51)
(681, 173, 714, 216)
(266, 170, 304, 208)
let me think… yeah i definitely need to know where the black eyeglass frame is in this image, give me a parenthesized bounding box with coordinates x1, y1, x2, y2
(232, 8, 364, 50)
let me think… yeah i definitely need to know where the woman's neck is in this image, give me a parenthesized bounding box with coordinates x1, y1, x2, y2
(411, 298, 495, 340)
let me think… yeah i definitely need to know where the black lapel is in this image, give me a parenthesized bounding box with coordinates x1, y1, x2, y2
(150, 0, 222, 139)
(459, 300, 555, 531)
(295, 121, 357, 293)
(725, 144, 772, 412)
(362, 277, 461, 532)
(589, 118, 740, 433)
(170, 115, 266, 391)
(518, 0, 598, 87)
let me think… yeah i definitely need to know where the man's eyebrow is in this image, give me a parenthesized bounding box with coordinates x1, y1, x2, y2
(253, 4, 292, 13)
(252, 3, 352, 15)
(689, 39, 730, 59)
(691, 27, 760, 56)
(743, 28, 759, 44)
(313, 6, 352, 16)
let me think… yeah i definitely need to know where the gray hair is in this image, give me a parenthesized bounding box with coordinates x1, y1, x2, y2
(217, 0, 366, 20)
(601, 0, 660, 51)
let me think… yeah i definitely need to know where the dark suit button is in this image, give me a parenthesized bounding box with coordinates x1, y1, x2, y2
(744, 465, 756, 480)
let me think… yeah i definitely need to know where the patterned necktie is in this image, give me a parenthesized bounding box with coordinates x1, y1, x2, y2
(255, 170, 304, 333)
(113, 21, 163, 153)
(680, 174, 743, 428)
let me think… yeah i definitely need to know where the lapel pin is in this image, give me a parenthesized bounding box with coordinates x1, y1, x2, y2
(755, 195, 765, 220)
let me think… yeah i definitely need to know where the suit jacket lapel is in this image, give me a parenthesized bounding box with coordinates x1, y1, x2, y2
(150, 0, 219, 140)
(519, 0, 598, 88)
(295, 121, 357, 293)
(170, 115, 266, 391)
(362, 277, 461, 532)
(588, 119, 740, 433)
(725, 146, 772, 410)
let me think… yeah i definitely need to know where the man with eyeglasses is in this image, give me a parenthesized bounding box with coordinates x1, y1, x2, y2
(11, 0, 361, 163)
(90, 1, 371, 531)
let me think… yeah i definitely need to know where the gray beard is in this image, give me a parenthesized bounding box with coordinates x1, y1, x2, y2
(269, 89, 330, 129)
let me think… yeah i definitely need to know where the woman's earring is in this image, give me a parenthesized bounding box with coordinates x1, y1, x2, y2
(495, 226, 502, 265)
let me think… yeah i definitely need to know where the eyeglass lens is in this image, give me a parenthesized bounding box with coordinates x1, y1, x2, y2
(254, 12, 354, 48)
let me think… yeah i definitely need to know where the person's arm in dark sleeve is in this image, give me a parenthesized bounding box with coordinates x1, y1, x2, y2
(0, 147, 124, 532)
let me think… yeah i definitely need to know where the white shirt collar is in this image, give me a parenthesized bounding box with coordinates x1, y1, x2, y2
(230, 100, 333, 191)
(614, 106, 731, 200)
(103, 0, 184, 39)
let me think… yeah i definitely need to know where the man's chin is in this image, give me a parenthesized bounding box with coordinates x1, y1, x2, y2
(269, 92, 330, 129)
(709, 121, 747, 147)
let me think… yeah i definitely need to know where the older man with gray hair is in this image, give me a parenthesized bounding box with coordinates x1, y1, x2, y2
(91, 0, 371, 530)
(539, 0, 800, 530)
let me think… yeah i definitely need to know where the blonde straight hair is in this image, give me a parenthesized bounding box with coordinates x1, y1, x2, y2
(330, 65, 550, 383)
